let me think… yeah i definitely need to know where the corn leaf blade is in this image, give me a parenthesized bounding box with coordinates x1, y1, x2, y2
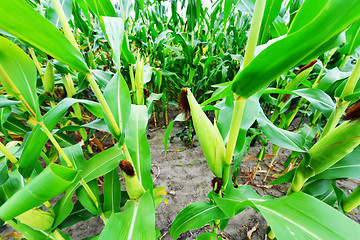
(125, 105, 153, 192)
(232, 0, 360, 98)
(0, 164, 78, 221)
(19, 98, 101, 178)
(84, 0, 117, 17)
(170, 201, 228, 239)
(99, 191, 155, 240)
(0, 0, 89, 73)
(52, 145, 124, 228)
(257, 109, 306, 152)
(103, 73, 131, 137)
(254, 192, 360, 240)
(101, 17, 124, 69)
(0, 37, 41, 120)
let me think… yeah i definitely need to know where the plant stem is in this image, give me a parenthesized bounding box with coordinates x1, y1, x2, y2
(0, 142, 19, 168)
(321, 56, 360, 138)
(38, 122, 73, 168)
(339, 55, 350, 69)
(222, 0, 265, 188)
(79, 179, 99, 208)
(38, 121, 100, 209)
(242, 0, 266, 68)
(18, 95, 37, 119)
(85, 72, 121, 136)
(62, 75, 89, 144)
(52, 229, 66, 240)
(313, 48, 336, 88)
(43, 201, 56, 216)
(29, 48, 44, 79)
(223, 97, 246, 188)
(51, 0, 80, 51)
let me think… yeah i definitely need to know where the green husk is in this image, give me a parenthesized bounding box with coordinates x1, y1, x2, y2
(15, 208, 54, 230)
(186, 89, 225, 178)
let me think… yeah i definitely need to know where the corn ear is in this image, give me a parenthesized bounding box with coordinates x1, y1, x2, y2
(309, 119, 360, 174)
(15, 208, 54, 230)
(186, 88, 225, 178)
(122, 172, 146, 200)
(120, 160, 145, 200)
(43, 61, 54, 94)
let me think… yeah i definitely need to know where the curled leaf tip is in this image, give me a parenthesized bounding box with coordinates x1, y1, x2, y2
(343, 101, 360, 120)
(119, 160, 135, 177)
(178, 88, 190, 120)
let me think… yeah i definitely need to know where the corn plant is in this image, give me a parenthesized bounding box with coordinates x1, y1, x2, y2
(170, 0, 360, 239)
(1, 0, 360, 239)
(0, 0, 166, 239)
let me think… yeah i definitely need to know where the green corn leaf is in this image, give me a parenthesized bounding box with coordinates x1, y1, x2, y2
(0, 164, 78, 221)
(58, 200, 95, 229)
(170, 201, 228, 239)
(293, 88, 335, 118)
(265, 87, 335, 118)
(0, 0, 89, 74)
(103, 73, 131, 137)
(270, 16, 288, 38)
(146, 93, 162, 119)
(121, 37, 136, 65)
(76, 179, 100, 215)
(84, 0, 117, 17)
(74, 0, 91, 22)
(258, 0, 282, 44)
(125, 105, 153, 192)
(53, 145, 124, 228)
(0, 106, 11, 140)
(254, 192, 360, 239)
(46, 0, 73, 29)
(309, 149, 360, 181)
(287, 0, 328, 34)
(309, 119, 360, 174)
(16, 221, 52, 240)
(0, 99, 21, 108)
(103, 168, 121, 216)
(257, 109, 306, 152)
(0, 162, 8, 187)
(339, 20, 360, 56)
(101, 17, 124, 69)
(224, 0, 232, 21)
(99, 191, 155, 240)
(73, 1, 90, 36)
(164, 113, 185, 154)
(211, 185, 265, 218)
(236, 0, 255, 15)
(19, 98, 101, 178)
(232, 0, 360, 98)
(186, 0, 197, 32)
(63, 144, 101, 215)
(196, 232, 220, 240)
(0, 37, 41, 121)
(0, 170, 25, 203)
(317, 67, 351, 92)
